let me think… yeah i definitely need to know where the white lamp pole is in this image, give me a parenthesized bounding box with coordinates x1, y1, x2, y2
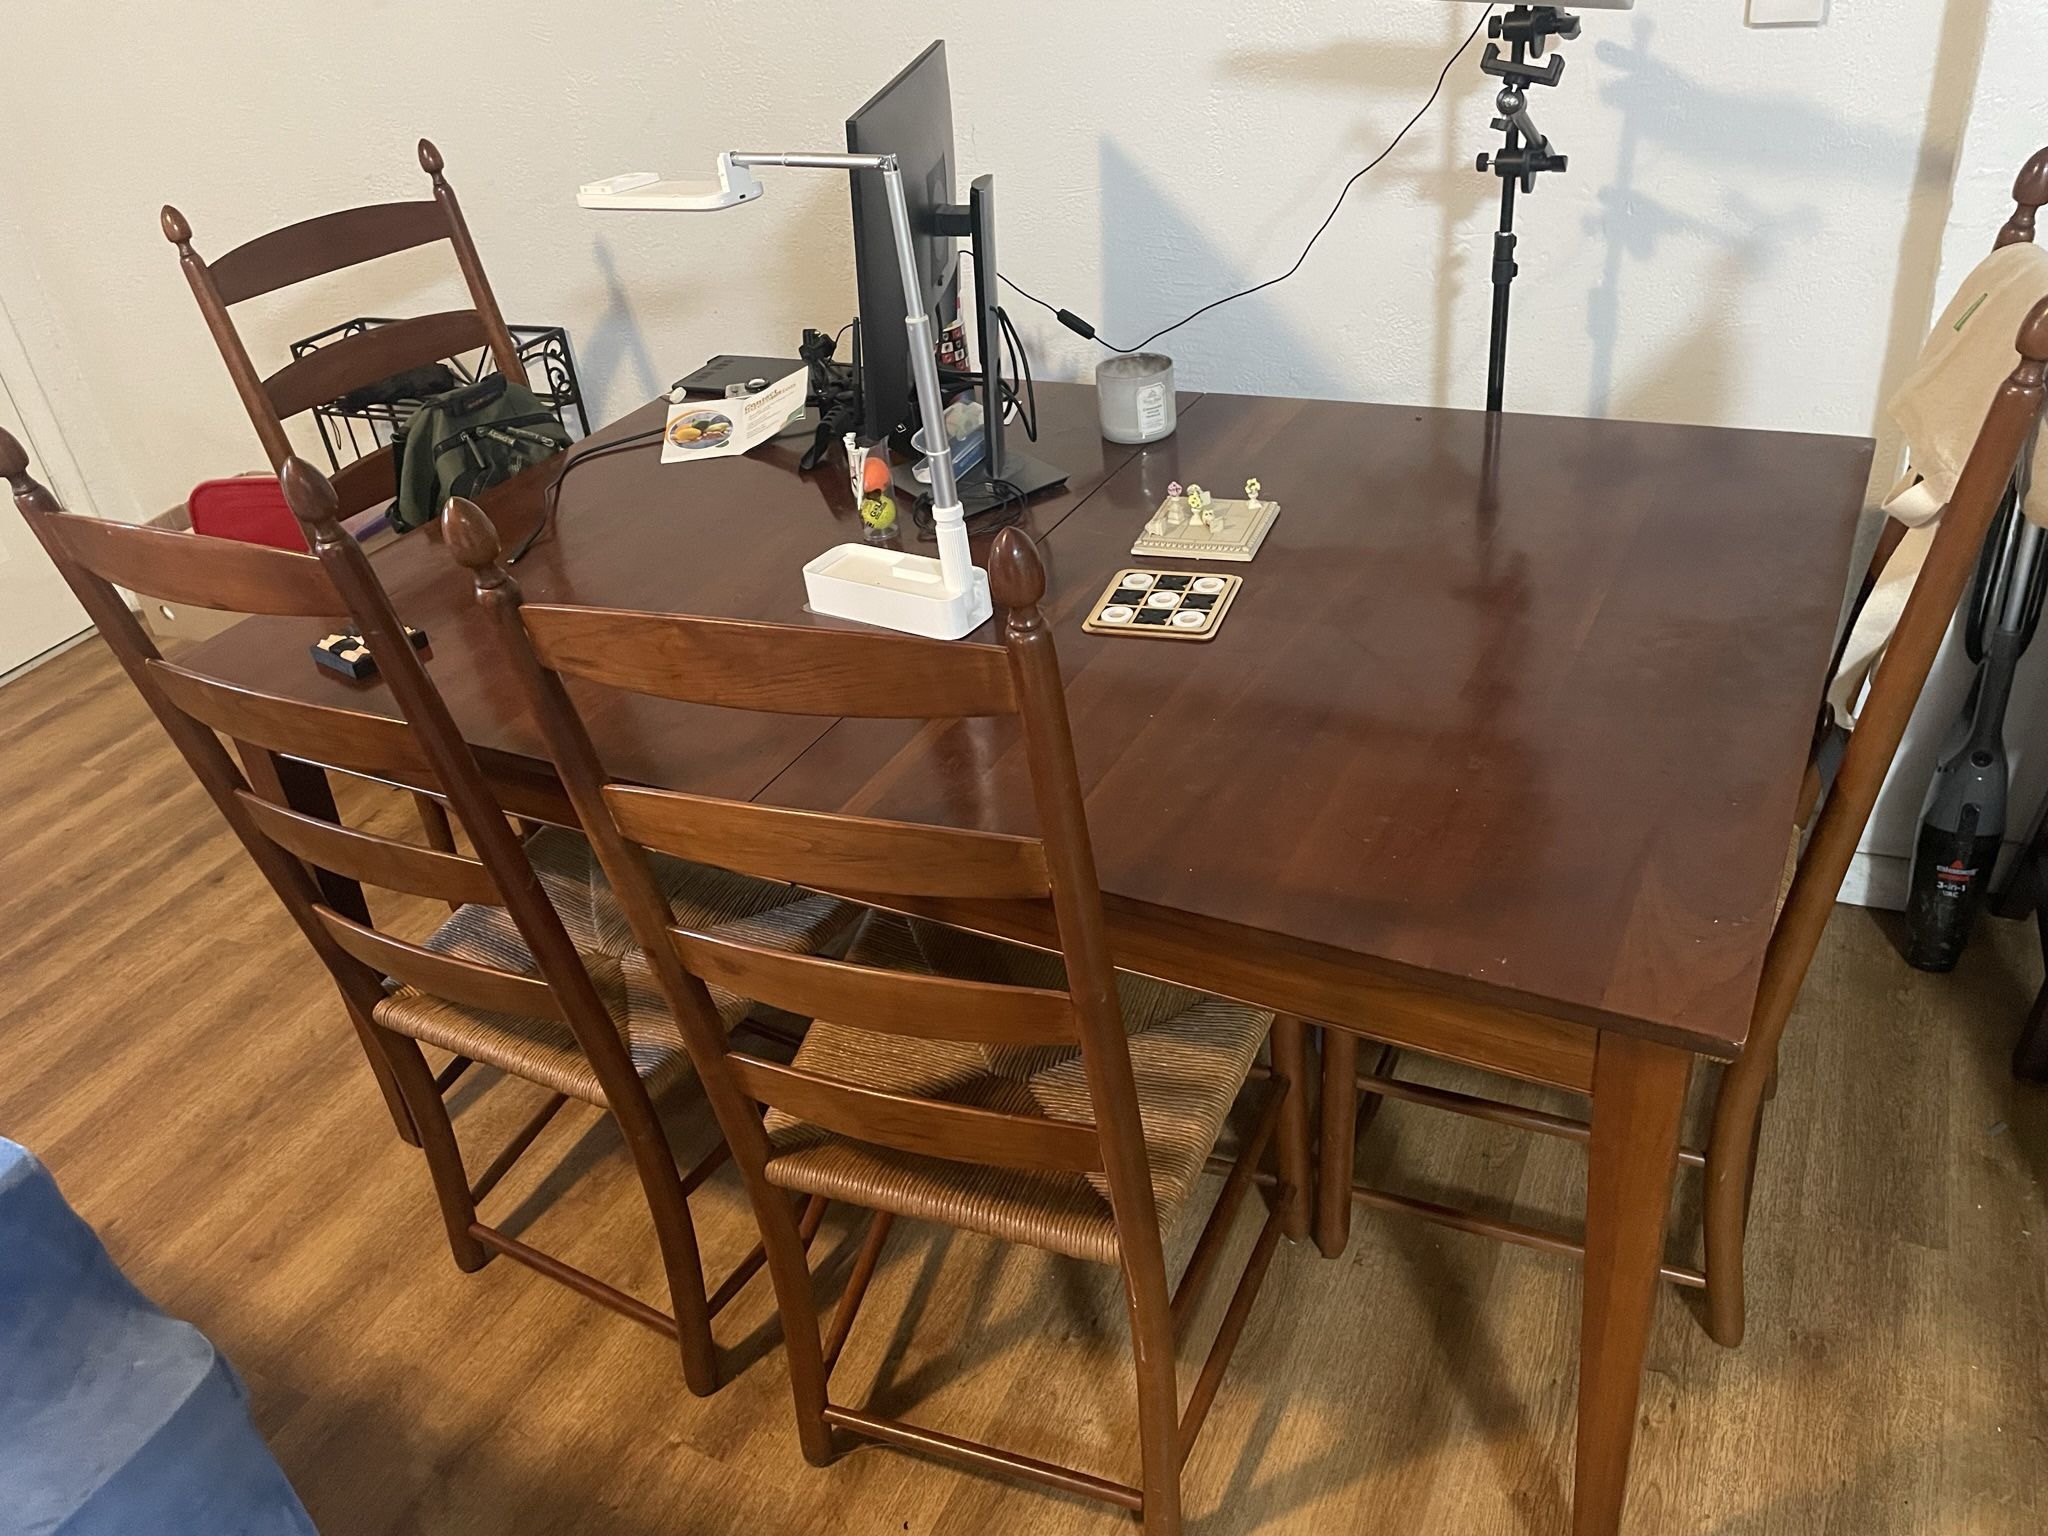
(578, 149, 992, 639)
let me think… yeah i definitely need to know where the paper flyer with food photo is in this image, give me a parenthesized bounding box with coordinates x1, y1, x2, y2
(660, 368, 807, 464)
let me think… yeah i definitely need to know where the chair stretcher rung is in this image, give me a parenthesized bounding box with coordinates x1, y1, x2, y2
(822, 1210, 895, 1376)
(1358, 1070, 1707, 1167)
(823, 1404, 1143, 1511)
(1346, 1182, 1706, 1288)
(1179, 1205, 1285, 1464)
(469, 1223, 678, 1337)
(1174, 1086, 1285, 1333)
(467, 1091, 570, 1205)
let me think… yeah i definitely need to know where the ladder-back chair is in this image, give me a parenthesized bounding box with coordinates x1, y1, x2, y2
(3, 438, 846, 1396)
(162, 139, 544, 857)
(162, 139, 529, 521)
(1314, 152, 2048, 1351)
(445, 503, 1314, 1536)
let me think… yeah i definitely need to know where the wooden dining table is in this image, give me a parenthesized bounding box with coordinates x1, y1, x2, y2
(190, 380, 1871, 1534)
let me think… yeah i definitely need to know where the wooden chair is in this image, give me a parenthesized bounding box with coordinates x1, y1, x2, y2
(1313, 155, 2048, 1351)
(162, 139, 530, 520)
(444, 502, 1314, 1536)
(3, 436, 851, 1396)
(162, 139, 542, 856)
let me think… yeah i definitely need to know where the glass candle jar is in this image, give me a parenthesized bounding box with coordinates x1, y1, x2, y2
(1096, 353, 1176, 444)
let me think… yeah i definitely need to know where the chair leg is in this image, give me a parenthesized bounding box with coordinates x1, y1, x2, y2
(1701, 1049, 1772, 1348)
(606, 1088, 721, 1397)
(409, 794, 462, 910)
(1122, 1254, 1183, 1535)
(1269, 1014, 1314, 1242)
(761, 1193, 836, 1466)
(1315, 1026, 1360, 1258)
(380, 1030, 488, 1272)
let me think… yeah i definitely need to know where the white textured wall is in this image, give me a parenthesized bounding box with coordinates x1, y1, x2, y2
(0, 1, 1981, 531)
(1849, 0, 2048, 909)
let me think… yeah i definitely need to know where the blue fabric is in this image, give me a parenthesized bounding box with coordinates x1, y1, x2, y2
(0, 1139, 317, 1536)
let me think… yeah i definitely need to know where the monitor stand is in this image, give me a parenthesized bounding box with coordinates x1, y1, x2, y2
(935, 173, 1067, 518)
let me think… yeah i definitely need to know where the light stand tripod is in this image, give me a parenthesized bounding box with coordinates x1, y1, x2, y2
(1474, 5, 1579, 413)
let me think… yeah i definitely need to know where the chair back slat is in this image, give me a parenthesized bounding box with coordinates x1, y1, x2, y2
(329, 444, 398, 520)
(207, 200, 449, 305)
(235, 790, 497, 907)
(264, 310, 492, 419)
(165, 142, 531, 474)
(43, 509, 344, 618)
(728, 1055, 1103, 1175)
(674, 930, 1078, 1047)
(314, 908, 564, 1021)
(445, 499, 1170, 1247)
(605, 786, 1051, 900)
(522, 605, 1019, 719)
(147, 661, 435, 783)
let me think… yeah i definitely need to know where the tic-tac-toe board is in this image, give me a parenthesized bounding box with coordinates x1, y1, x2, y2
(1081, 569, 1243, 642)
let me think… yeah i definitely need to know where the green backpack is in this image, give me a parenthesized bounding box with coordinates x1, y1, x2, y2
(390, 373, 570, 532)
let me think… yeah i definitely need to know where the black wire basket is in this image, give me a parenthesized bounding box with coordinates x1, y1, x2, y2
(287, 318, 590, 471)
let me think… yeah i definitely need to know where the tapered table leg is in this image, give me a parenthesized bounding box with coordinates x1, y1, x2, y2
(1574, 1032, 1690, 1536)
(1314, 1025, 1360, 1258)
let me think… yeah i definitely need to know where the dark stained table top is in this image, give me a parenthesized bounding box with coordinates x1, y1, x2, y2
(190, 382, 1870, 1056)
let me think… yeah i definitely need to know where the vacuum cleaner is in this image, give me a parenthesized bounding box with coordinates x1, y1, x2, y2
(1905, 468, 2047, 971)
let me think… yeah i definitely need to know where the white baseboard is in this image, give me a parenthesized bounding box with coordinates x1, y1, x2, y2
(0, 625, 95, 689)
(1839, 849, 1910, 911)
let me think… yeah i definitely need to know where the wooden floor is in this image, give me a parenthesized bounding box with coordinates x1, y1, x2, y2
(3, 638, 2044, 1535)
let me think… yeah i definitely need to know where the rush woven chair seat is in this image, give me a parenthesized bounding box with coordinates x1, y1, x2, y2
(445, 503, 1315, 1536)
(3, 445, 846, 1398)
(763, 914, 1271, 1265)
(383, 826, 848, 1104)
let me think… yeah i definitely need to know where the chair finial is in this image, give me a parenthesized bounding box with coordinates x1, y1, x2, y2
(2016, 148, 2048, 210)
(2019, 296, 2048, 364)
(987, 527, 1046, 613)
(160, 204, 192, 246)
(1997, 148, 2048, 249)
(0, 425, 27, 483)
(1, 427, 60, 515)
(279, 456, 343, 546)
(418, 138, 445, 179)
(442, 497, 508, 590)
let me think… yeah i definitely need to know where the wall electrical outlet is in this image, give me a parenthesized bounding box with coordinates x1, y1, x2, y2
(1747, 0, 1829, 25)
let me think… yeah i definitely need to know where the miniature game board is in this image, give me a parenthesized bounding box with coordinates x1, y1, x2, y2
(1081, 569, 1243, 642)
(1131, 484, 1280, 563)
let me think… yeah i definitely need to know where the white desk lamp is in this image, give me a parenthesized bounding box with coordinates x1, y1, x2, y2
(578, 151, 991, 640)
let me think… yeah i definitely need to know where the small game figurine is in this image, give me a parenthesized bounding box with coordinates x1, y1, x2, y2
(1185, 484, 1212, 529)
(1146, 481, 1181, 536)
(858, 452, 898, 542)
(1244, 477, 1262, 512)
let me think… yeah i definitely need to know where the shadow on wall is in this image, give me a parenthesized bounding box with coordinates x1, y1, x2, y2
(1581, 13, 1920, 427)
(1102, 22, 1496, 401)
(1223, 19, 1497, 409)
(577, 240, 665, 417)
(1095, 137, 1344, 399)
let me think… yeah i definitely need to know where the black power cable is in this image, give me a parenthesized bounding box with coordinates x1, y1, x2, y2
(999, 3, 1496, 354)
(504, 424, 665, 565)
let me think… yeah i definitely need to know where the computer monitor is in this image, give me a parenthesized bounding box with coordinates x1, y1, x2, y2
(846, 40, 959, 444)
(846, 42, 1066, 511)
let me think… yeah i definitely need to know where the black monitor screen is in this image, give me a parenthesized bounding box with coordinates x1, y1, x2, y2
(846, 40, 958, 443)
